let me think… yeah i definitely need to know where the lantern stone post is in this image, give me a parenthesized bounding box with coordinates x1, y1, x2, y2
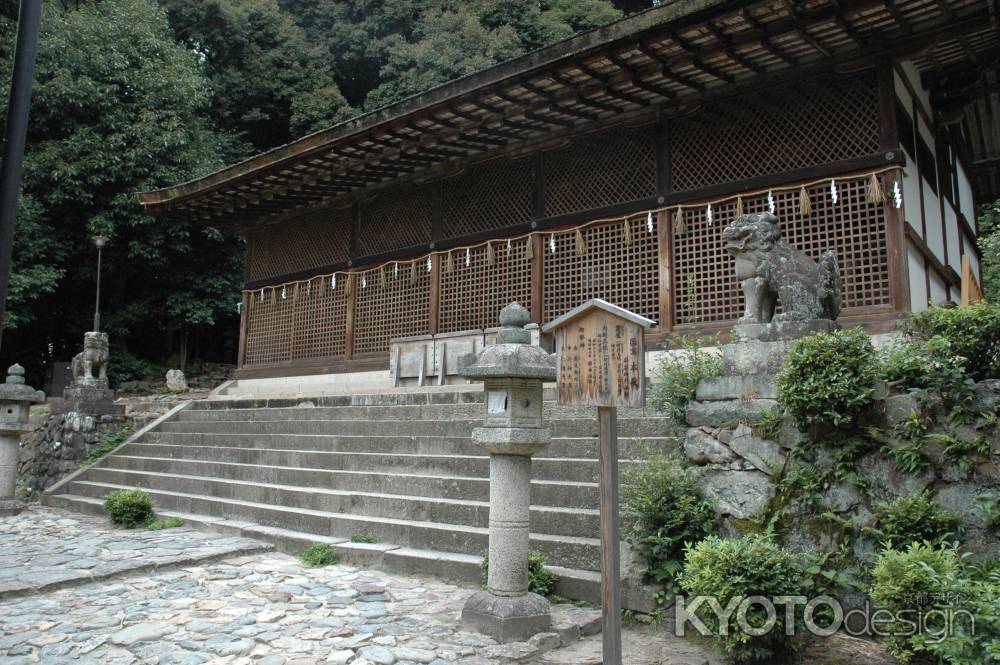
(0, 364, 44, 515)
(459, 302, 557, 643)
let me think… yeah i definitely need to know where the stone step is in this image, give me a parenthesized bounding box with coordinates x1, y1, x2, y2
(117, 442, 632, 483)
(176, 403, 663, 423)
(156, 417, 672, 438)
(100, 454, 599, 507)
(60, 480, 602, 571)
(80, 467, 600, 538)
(138, 431, 677, 460)
(43, 493, 659, 611)
(684, 398, 779, 428)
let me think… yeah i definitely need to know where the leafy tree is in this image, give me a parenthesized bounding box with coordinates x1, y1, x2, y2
(0, 0, 240, 377)
(978, 198, 999, 302)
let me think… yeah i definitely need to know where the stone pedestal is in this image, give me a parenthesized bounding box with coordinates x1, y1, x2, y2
(0, 364, 45, 516)
(50, 382, 124, 416)
(459, 302, 557, 643)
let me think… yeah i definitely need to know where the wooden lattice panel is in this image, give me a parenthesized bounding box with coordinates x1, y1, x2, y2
(360, 182, 433, 255)
(542, 216, 660, 324)
(544, 123, 657, 217)
(438, 240, 533, 333)
(245, 207, 352, 282)
(352, 262, 431, 355)
(441, 158, 533, 239)
(289, 278, 349, 361)
(243, 290, 293, 366)
(672, 178, 890, 326)
(671, 73, 879, 192)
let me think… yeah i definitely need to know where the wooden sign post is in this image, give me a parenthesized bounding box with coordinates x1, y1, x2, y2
(542, 299, 654, 665)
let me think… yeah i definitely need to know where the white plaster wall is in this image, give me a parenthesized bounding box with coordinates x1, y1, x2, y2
(929, 270, 949, 305)
(898, 62, 932, 118)
(957, 161, 976, 227)
(908, 244, 928, 312)
(902, 152, 922, 237)
(945, 205, 961, 273)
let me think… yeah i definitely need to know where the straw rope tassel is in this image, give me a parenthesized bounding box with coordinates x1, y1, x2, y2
(867, 173, 885, 204)
(674, 206, 687, 235)
(735, 195, 744, 217)
(409, 261, 416, 284)
(622, 218, 632, 245)
(486, 242, 495, 266)
(379, 265, 386, 289)
(525, 237, 534, 260)
(575, 228, 586, 256)
(446, 251, 453, 273)
(799, 185, 812, 216)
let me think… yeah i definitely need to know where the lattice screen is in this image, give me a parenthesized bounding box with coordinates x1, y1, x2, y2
(441, 157, 533, 239)
(544, 123, 657, 217)
(438, 240, 533, 333)
(542, 216, 660, 324)
(245, 207, 352, 282)
(671, 72, 879, 192)
(672, 177, 890, 325)
(352, 262, 432, 355)
(360, 181, 434, 255)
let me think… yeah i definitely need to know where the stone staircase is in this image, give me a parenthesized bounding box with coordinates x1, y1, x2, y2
(43, 387, 676, 609)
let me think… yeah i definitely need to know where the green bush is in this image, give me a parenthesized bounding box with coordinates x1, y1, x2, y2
(481, 550, 559, 598)
(350, 532, 378, 544)
(103, 488, 154, 528)
(678, 535, 805, 663)
(881, 336, 976, 417)
(299, 543, 338, 567)
(146, 516, 184, 531)
(868, 490, 960, 549)
(622, 455, 716, 596)
(106, 351, 150, 389)
(904, 302, 1000, 381)
(649, 337, 722, 424)
(870, 542, 1000, 664)
(777, 329, 877, 431)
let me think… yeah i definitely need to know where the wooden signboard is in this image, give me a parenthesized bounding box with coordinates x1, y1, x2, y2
(542, 299, 653, 665)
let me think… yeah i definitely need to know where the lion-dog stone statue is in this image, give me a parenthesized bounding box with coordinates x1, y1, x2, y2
(72, 331, 109, 386)
(721, 212, 842, 324)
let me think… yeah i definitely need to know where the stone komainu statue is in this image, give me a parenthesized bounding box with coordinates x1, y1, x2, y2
(72, 332, 109, 385)
(721, 212, 842, 324)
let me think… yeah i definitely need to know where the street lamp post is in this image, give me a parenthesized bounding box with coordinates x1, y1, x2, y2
(92, 235, 107, 332)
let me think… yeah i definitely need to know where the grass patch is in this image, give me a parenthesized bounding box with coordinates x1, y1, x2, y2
(82, 427, 132, 468)
(300, 543, 338, 567)
(145, 516, 185, 531)
(350, 532, 378, 544)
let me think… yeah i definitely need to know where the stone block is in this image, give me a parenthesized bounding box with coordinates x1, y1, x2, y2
(461, 590, 551, 644)
(721, 340, 796, 376)
(883, 393, 922, 427)
(684, 428, 736, 465)
(728, 424, 786, 476)
(733, 319, 838, 342)
(698, 470, 775, 520)
(685, 399, 778, 428)
(973, 379, 1000, 415)
(696, 375, 778, 401)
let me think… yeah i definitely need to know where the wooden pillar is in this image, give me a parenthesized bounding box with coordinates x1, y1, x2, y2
(344, 273, 357, 360)
(876, 63, 898, 153)
(597, 405, 622, 665)
(530, 234, 544, 324)
(237, 291, 249, 368)
(883, 170, 911, 314)
(429, 253, 441, 335)
(656, 210, 674, 332)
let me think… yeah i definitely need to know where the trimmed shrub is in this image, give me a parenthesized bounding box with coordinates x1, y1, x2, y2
(777, 329, 877, 431)
(106, 351, 150, 389)
(103, 488, 154, 528)
(881, 336, 976, 417)
(299, 543, 338, 567)
(678, 535, 806, 663)
(870, 542, 1000, 664)
(904, 302, 1000, 381)
(481, 550, 559, 598)
(622, 455, 715, 595)
(867, 490, 960, 549)
(649, 336, 722, 424)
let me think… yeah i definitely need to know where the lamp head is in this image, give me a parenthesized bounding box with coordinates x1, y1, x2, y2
(92, 235, 108, 249)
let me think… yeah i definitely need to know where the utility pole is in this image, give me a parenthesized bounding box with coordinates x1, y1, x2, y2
(0, 0, 42, 351)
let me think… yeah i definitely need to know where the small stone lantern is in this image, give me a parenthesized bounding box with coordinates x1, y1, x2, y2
(0, 364, 44, 515)
(459, 302, 557, 643)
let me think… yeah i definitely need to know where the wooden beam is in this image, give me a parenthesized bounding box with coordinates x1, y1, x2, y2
(656, 210, 674, 332)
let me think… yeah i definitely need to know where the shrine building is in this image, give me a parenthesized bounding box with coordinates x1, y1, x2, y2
(140, 0, 999, 382)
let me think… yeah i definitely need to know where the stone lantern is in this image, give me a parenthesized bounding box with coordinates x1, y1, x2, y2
(459, 301, 557, 643)
(0, 364, 44, 515)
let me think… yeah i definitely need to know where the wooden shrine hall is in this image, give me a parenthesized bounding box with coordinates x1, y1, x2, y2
(140, 0, 999, 380)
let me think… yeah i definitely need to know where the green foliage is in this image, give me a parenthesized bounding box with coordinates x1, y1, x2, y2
(104, 488, 155, 529)
(299, 543, 339, 567)
(679, 535, 806, 664)
(621, 455, 716, 596)
(777, 329, 878, 431)
(867, 490, 960, 549)
(82, 428, 132, 468)
(750, 409, 784, 441)
(481, 549, 559, 598)
(870, 542, 1000, 664)
(883, 437, 928, 475)
(350, 532, 378, 544)
(648, 337, 722, 424)
(977, 199, 1000, 303)
(881, 336, 977, 419)
(929, 431, 991, 474)
(904, 302, 1000, 381)
(146, 516, 185, 531)
(106, 352, 150, 389)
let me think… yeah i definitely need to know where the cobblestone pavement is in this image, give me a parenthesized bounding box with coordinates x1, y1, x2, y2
(1, 508, 632, 665)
